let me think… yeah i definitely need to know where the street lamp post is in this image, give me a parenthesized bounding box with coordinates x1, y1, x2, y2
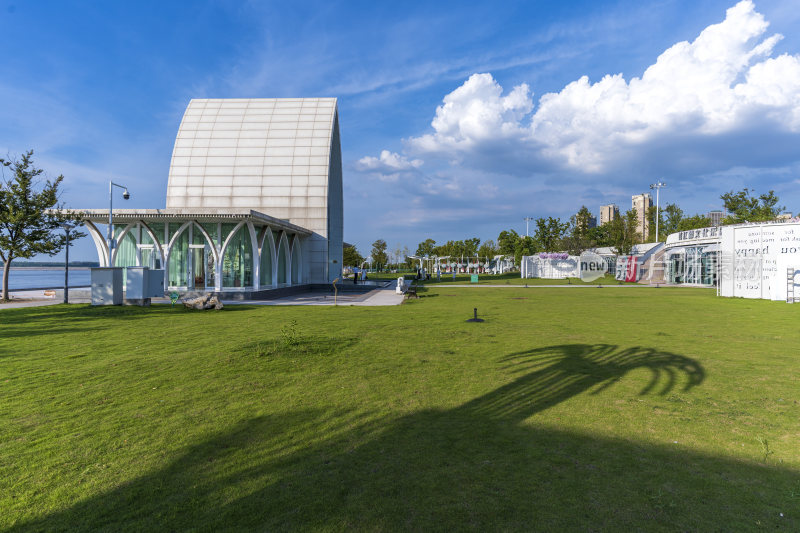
(524, 216, 534, 237)
(107, 181, 130, 263)
(61, 222, 75, 304)
(650, 181, 666, 242)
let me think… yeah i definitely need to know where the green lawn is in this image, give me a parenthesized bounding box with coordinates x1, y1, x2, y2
(2, 287, 799, 531)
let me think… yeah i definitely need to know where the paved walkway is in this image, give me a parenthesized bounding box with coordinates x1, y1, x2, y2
(1, 286, 409, 309)
(223, 286, 405, 306)
(0, 290, 61, 309)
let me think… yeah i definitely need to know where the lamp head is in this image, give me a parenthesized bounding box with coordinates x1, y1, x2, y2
(122, 189, 130, 200)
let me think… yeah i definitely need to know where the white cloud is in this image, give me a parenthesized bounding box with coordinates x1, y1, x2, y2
(357, 150, 423, 171)
(394, 1, 800, 175)
(408, 73, 533, 153)
(355, 150, 423, 182)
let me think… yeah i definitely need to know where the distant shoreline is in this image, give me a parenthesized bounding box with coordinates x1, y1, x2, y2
(8, 266, 94, 271)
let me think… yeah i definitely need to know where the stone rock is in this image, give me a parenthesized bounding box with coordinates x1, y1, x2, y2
(182, 293, 224, 310)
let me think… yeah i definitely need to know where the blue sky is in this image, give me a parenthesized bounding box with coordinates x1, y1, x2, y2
(2, 0, 800, 261)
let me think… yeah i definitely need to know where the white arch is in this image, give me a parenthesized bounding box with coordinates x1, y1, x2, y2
(84, 220, 109, 267)
(219, 221, 259, 290)
(258, 226, 277, 289)
(191, 221, 220, 265)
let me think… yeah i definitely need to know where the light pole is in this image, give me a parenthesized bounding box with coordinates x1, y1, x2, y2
(107, 181, 130, 263)
(650, 181, 666, 242)
(524, 216, 534, 237)
(61, 222, 76, 304)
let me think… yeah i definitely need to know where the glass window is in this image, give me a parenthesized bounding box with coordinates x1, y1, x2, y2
(114, 231, 138, 285)
(148, 222, 165, 246)
(222, 225, 253, 288)
(168, 229, 190, 287)
(140, 224, 154, 245)
(260, 235, 273, 286)
(291, 240, 300, 284)
(277, 237, 287, 284)
(192, 223, 207, 245)
(200, 223, 218, 247)
(169, 222, 185, 245)
(221, 223, 237, 247)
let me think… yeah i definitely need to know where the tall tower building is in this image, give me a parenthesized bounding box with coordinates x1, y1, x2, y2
(632, 193, 653, 242)
(707, 210, 724, 226)
(599, 204, 619, 225)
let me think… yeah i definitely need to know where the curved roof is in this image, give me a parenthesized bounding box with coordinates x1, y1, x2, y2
(166, 98, 339, 236)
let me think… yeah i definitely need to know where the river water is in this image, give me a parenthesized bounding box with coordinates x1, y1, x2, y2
(5, 268, 92, 290)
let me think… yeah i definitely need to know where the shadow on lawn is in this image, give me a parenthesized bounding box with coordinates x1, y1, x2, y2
(10, 345, 797, 531)
(0, 304, 252, 342)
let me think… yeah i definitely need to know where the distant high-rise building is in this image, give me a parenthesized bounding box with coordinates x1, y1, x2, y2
(587, 214, 597, 228)
(707, 210, 724, 226)
(599, 204, 619, 225)
(632, 193, 653, 241)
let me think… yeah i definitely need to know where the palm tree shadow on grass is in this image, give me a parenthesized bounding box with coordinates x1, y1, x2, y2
(463, 344, 705, 422)
(10, 344, 797, 531)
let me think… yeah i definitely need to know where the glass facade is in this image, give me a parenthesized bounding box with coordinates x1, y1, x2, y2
(222, 225, 253, 288)
(88, 218, 304, 291)
(260, 235, 273, 287)
(666, 246, 717, 286)
(291, 240, 300, 284)
(168, 229, 190, 287)
(277, 237, 287, 285)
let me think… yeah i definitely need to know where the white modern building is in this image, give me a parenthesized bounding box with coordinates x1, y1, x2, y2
(663, 221, 800, 301)
(79, 98, 343, 296)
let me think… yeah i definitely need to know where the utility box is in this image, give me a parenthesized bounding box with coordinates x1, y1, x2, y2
(146, 269, 165, 297)
(91, 267, 123, 305)
(125, 267, 166, 306)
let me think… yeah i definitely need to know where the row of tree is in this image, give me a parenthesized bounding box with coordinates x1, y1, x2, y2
(342, 188, 788, 269)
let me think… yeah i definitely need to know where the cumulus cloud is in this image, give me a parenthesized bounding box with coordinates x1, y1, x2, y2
(357, 149, 423, 171)
(409, 73, 533, 152)
(394, 0, 800, 176)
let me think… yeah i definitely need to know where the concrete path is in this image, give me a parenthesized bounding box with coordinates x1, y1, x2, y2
(223, 286, 406, 306)
(0, 289, 61, 309)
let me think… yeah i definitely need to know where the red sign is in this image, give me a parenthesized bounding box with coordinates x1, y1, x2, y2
(625, 256, 638, 282)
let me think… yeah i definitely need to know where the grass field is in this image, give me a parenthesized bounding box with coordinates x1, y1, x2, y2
(2, 287, 799, 531)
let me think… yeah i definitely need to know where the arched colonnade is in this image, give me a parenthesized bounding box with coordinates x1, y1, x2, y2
(83, 219, 304, 291)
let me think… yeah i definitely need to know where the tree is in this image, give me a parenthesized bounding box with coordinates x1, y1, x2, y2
(477, 239, 497, 261)
(342, 244, 363, 267)
(564, 206, 595, 254)
(0, 151, 83, 301)
(497, 229, 520, 257)
(721, 188, 784, 224)
(608, 209, 640, 255)
(533, 217, 568, 252)
(392, 244, 405, 270)
(370, 239, 388, 271)
(462, 237, 481, 257)
(514, 235, 537, 265)
(677, 214, 712, 231)
(415, 238, 436, 257)
(588, 224, 612, 247)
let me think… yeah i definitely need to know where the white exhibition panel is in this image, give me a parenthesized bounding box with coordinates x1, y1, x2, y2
(719, 222, 800, 301)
